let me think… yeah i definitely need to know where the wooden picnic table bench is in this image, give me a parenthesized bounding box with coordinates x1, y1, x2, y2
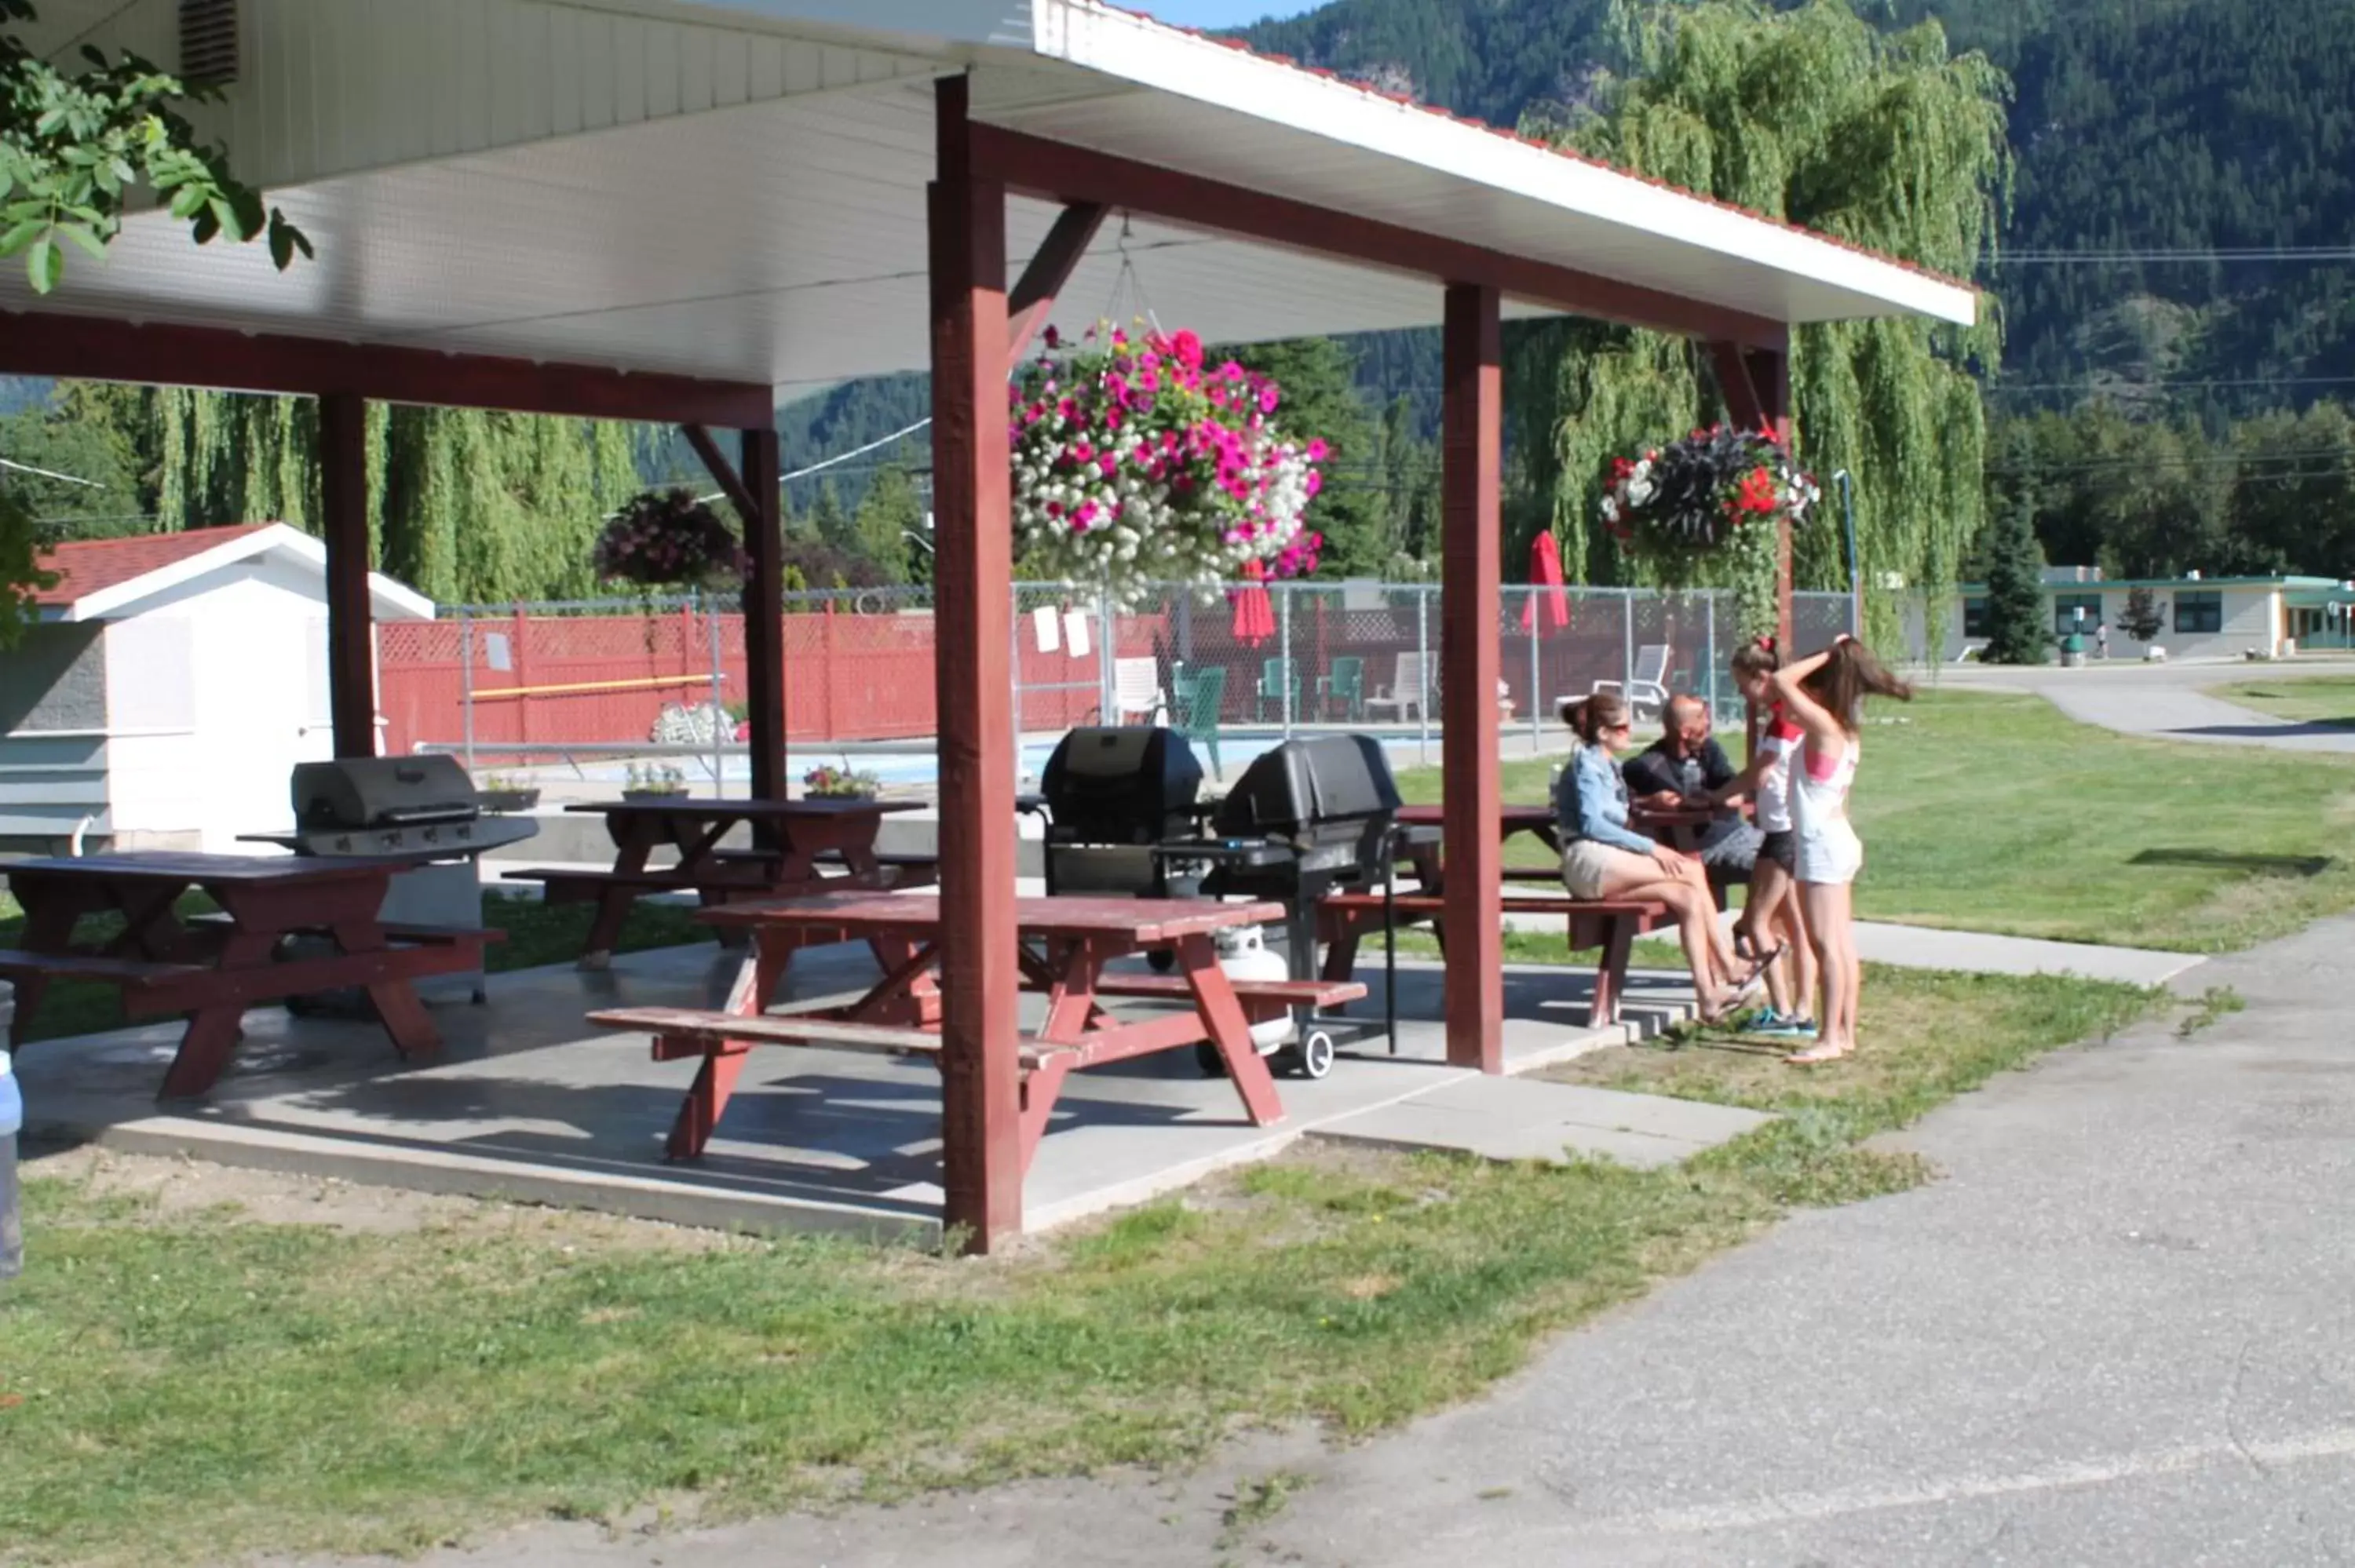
(507, 796, 921, 965)
(1342, 804, 1676, 1025)
(1317, 890, 1671, 1027)
(590, 890, 1363, 1169)
(0, 851, 493, 1098)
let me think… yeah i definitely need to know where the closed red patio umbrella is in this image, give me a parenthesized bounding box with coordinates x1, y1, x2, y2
(1521, 530, 1572, 632)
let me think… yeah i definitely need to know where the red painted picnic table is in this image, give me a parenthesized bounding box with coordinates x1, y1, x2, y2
(0, 851, 489, 1098)
(516, 797, 926, 963)
(664, 891, 1330, 1167)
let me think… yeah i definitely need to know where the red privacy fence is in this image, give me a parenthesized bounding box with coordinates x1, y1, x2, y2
(374, 587, 1860, 759)
(375, 593, 1170, 757)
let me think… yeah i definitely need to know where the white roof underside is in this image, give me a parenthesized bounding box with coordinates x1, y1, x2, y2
(1, 0, 1977, 405)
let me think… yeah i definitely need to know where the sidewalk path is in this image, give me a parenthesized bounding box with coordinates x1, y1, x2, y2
(1937, 657, 2355, 754)
(1496, 907, 2206, 986)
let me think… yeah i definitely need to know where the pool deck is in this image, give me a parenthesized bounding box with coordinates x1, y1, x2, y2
(9, 939, 1763, 1242)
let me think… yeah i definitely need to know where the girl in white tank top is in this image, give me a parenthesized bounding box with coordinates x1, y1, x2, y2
(1769, 636, 1913, 1066)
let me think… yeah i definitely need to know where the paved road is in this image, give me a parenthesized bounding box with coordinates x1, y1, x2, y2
(311, 917, 2355, 1568)
(1938, 657, 2355, 753)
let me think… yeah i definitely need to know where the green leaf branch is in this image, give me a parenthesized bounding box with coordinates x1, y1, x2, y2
(2, 0, 312, 293)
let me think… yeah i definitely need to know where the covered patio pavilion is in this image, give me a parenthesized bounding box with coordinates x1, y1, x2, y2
(0, 0, 1974, 1250)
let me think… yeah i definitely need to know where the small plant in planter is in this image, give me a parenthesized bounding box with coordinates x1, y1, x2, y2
(473, 770, 542, 815)
(623, 763, 689, 799)
(802, 763, 882, 800)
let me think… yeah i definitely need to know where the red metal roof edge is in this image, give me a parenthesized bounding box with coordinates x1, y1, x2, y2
(32, 522, 279, 607)
(1085, 2, 1981, 301)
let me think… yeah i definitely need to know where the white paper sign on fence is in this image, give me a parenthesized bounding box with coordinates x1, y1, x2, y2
(1031, 605, 1060, 653)
(482, 632, 513, 673)
(1063, 609, 1092, 659)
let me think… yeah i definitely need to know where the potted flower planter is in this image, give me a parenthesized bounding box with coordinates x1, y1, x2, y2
(475, 786, 541, 814)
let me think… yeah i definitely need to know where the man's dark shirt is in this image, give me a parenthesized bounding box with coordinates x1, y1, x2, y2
(1622, 736, 1736, 804)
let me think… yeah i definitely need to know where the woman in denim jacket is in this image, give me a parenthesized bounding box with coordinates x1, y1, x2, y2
(1555, 692, 1758, 1023)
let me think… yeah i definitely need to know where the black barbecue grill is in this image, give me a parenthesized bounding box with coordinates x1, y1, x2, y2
(1154, 734, 1426, 1070)
(1033, 727, 1207, 899)
(241, 755, 540, 1012)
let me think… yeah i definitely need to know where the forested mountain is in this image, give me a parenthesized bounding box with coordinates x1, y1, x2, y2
(1239, 0, 2355, 414)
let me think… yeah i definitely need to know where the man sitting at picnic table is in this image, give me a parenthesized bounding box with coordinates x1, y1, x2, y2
(1621, 695, 1764, 877)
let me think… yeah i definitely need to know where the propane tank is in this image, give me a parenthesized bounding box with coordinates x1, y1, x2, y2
(1216, 924, 1294, 1051)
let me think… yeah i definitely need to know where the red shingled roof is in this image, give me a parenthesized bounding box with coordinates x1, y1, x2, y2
(1094, 2, 1978, 299)
(31, 523, 276, 607)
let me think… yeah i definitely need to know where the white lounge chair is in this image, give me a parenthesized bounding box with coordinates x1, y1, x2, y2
(1364, 651, 1431, 724)
(1110, 656, 1166, 724)
(1589, 643, 1671, 723)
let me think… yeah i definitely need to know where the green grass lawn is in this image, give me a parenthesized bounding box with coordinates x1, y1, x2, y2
(0, 892, 710, 1045)
(0, 965, 2161, 1567)
(2217, 674, 2355, 728)
(1393, 689, 2355, 953)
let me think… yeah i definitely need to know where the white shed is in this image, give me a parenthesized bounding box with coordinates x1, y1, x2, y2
(1, 524, 433, 853)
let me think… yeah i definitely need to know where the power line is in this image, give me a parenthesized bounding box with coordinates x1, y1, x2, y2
(1988, 246, 2355, 264)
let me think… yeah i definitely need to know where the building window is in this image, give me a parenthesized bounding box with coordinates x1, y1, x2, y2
(2176, 591, 2223, 635)
(1962, 597, 1988, 638)
(2054, 593, 2103, 637)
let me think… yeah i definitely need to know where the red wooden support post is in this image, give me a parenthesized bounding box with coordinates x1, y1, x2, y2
(931, 75, 1024, 1252)
(1440, 283, 1504, 1074)
(319, 391, 377, 759)
(739, 426, 787, 808)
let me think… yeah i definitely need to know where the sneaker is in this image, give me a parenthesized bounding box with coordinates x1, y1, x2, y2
(1734, 1006, 1788, 1034)
(1755, 1015, 1820, 1040)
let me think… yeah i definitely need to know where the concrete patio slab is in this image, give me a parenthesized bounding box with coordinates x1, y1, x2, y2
(1314, 1073, 1773, 1169)
(9, 937, 1733, 1242)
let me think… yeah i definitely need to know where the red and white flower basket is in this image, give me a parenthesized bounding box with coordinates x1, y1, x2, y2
(1009, 323, 1325, 605)
(1599, 424, 1820, 640)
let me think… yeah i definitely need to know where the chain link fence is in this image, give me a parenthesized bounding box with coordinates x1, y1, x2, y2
(378, 583, 1858, 770)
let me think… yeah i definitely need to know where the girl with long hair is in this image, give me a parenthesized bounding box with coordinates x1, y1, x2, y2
(1714, 640, 1816, 1040)
(1555, 691, 1761, 1024)
(1769, 635, 1915, 1064)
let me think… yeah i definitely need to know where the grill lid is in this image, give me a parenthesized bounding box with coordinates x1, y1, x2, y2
(1212, 735, 1400, 838)
(1040, 727, 1204, 845)
(293, 755, 482, 830)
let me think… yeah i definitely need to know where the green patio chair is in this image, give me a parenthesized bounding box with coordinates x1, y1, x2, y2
(1316, 655, 1366, 721)
(1171, 665, 1226, 775)
(1254, 657, 1301, 722)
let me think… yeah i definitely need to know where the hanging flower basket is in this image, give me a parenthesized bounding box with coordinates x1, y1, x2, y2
(594, 487, 748, 591)
(1009, 323, 1325, 605)
(1598, 424, 1820, 641)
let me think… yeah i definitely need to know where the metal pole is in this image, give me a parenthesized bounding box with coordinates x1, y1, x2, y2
(1622, 587, 1635, 691)
(1415, 584, 1431, 766)
(705, 589, 725, 795)
(1838, 470, 1861, 637)
(1098, 577, 1115, 724)
(1526, 588, 1541, 749)
(1704, 592, 1719, 724)
(1280, 583, 1294, 735)
(459, 607, 476, 775)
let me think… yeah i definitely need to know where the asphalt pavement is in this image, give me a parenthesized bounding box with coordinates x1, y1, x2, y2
(301, 914, 2355, 1568)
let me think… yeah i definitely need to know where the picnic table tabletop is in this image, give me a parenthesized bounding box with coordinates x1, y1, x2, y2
(565, 797, 921, 819)
(1393, 803, 1554, 833)
(698, 890, 1287, 943)
(3, 850, 418, 885)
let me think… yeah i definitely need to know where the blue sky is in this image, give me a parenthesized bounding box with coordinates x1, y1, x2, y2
(1129, 2, 1320, 29)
